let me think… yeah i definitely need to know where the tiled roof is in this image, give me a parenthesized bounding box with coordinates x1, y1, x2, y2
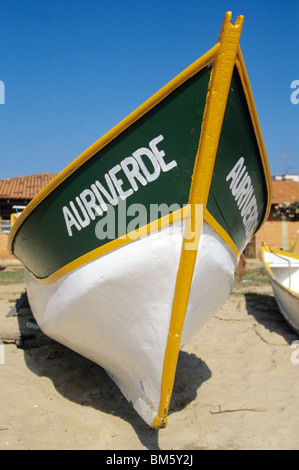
(271, 180, 299, 204)
(0, 173, 57, 200)
(1, 174, 298, 204)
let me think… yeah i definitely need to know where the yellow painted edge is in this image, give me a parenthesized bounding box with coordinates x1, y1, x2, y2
(235, 48, 272, 229)
(8, 43, 220, 255)
(262, 243, 299, 261)
(204, 210, 239, 258)
(29, 205, 190, 285)
(151, 11, 244, 429)
(261, 243, 299, 299)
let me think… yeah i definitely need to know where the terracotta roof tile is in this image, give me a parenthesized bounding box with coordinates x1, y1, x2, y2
(1, 174, 299, 204)
(0, 173, 57, 200)
(271, 180, 299, 204)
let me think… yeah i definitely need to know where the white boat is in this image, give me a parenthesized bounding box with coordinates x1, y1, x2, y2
(9, 12, 271, 428)
(261, 243, 299, 335)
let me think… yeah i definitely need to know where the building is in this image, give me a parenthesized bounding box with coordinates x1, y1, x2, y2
(273, 174, 299, 182)
(0, 173, 57, 259)
(248, 179, 299, 258)
(1, 172, 298, 261)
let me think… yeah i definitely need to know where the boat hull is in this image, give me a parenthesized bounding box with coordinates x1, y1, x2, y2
(25, 221, 235, 426)
(9, 13, 272, 428)
(261, 244, 299, 335)
(272, 281, 299, 335)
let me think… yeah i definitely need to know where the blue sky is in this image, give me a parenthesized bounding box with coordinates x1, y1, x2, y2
(1, 0, 298, 179)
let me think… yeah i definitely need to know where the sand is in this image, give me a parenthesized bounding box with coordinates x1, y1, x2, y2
(1, 259, 299, 450)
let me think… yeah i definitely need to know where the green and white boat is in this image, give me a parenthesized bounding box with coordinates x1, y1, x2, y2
(9, 12, 271, 428)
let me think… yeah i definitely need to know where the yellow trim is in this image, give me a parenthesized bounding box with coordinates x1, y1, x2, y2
(8, 9, 272, 430)
(151, 11, 244, 429)
(204, 210, 239, 258)
(262, 243, 299, 261)
(32, 205, 191, 285)
(261, 242, 299, 299)
(235, 48, 272, 229)
(8, 43, 219, 254)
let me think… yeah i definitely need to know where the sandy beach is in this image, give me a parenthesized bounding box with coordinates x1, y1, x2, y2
(1, 259, 299, 450)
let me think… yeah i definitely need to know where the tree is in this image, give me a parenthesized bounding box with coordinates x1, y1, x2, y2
(273, 200, 299, 221)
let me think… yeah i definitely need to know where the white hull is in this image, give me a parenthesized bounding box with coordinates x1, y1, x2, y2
(25, 220, 236, 426)
(262, 248, 299, 335)
(8, 12, 272, 428)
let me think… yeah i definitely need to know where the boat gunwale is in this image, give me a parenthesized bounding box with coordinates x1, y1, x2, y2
(234, 48, 272, 228)
(8, 42, 220, 255)
(261, 243, 299, 300)
(8, 43, 272, 283)
(7, 10, 274, 431)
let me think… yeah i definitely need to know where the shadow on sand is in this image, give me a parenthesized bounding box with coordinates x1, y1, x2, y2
(244, 292, 298, 344)
(14, 290, 298, 449)
(18, 309, 211, 449)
